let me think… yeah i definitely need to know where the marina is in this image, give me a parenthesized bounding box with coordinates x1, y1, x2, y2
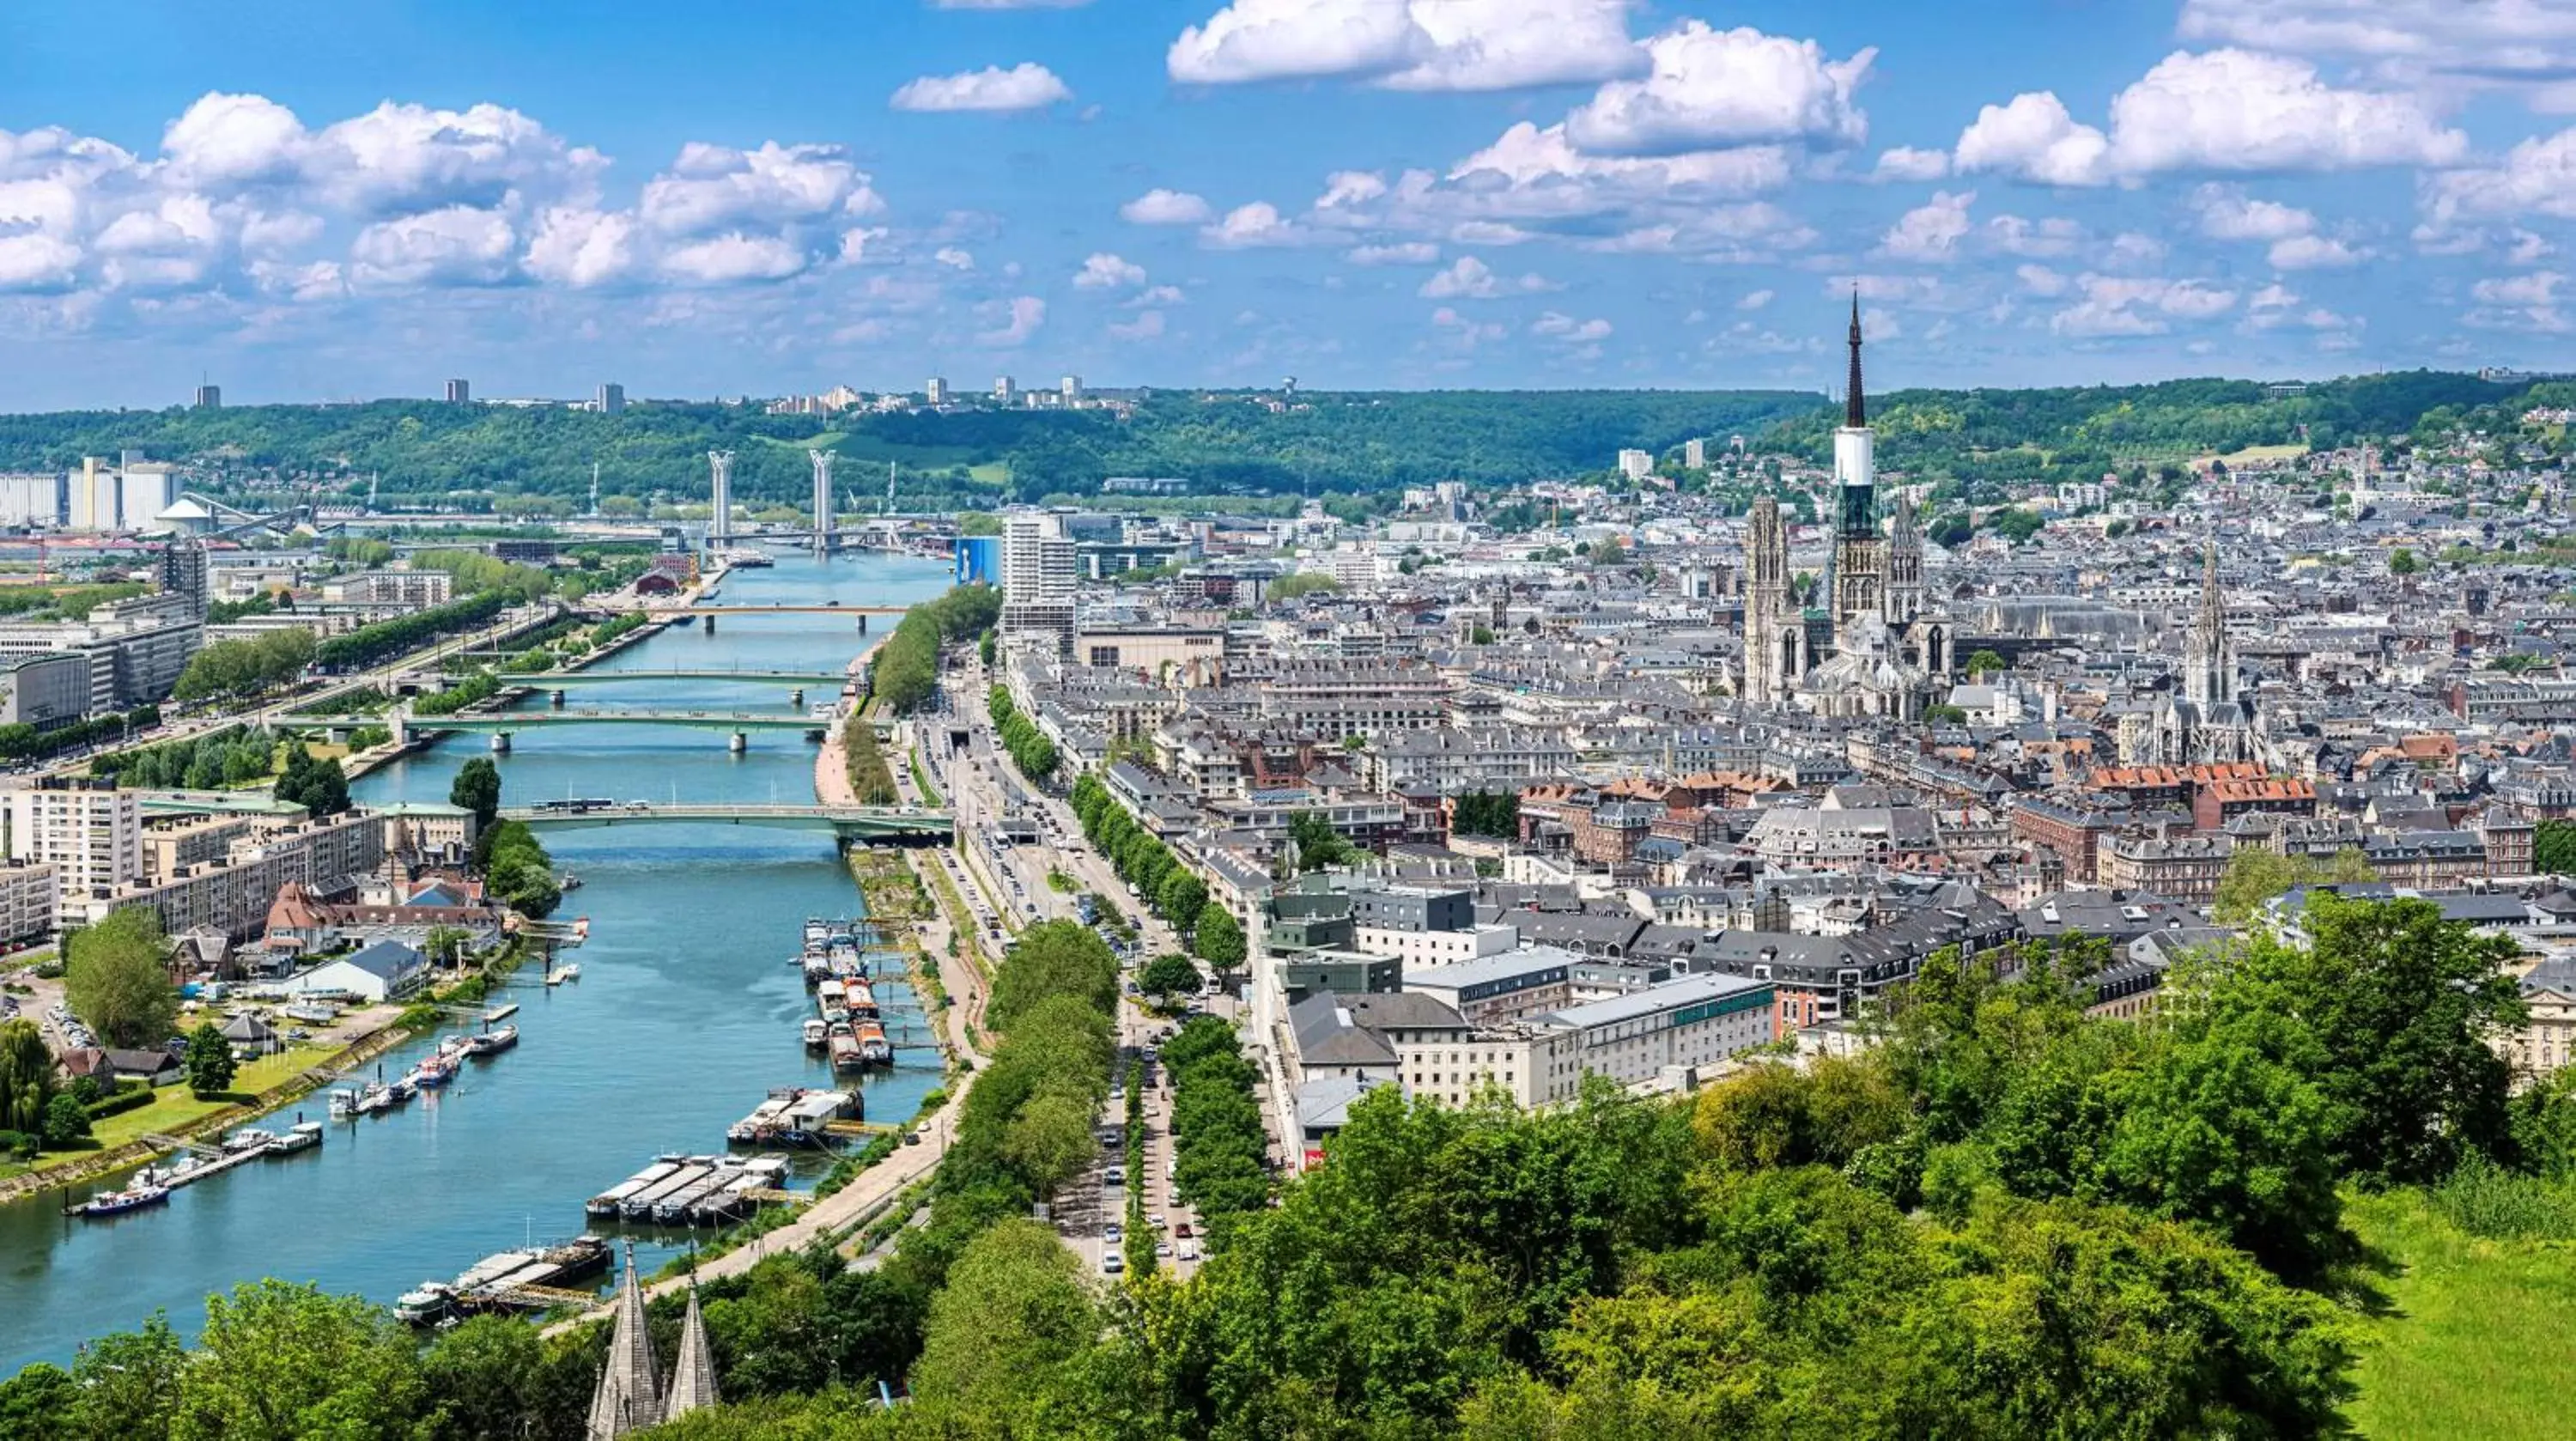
(0, 553, 955, 1370)
(393, 1236, 613, 1326)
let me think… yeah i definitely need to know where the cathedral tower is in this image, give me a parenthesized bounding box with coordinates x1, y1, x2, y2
(1829, 294, 1887, 649)
(1742, 496, 1798, 704)
(2184, 543, 2236, 708)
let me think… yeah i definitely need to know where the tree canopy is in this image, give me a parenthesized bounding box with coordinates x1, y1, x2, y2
(64, 907, 176, 1049)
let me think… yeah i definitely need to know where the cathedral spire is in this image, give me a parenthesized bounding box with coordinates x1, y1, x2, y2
(586, 1243, 664, 1441)
(1845, 289, 1866, 429)
(663, 1282, 720, 1422)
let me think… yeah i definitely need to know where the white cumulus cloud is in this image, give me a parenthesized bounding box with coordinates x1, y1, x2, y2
(1201, 201, 1310, 247)
(1870, 147, 1950, 182)
(1349, 241, 1440, 264)
(349, 205, 517, 287)
(1957, 49, 2464, 185)
(1120, 188, 1212, 225)
(1168, 0, 1641, 92)
(977, 294, 1048, 346)
(891, 64, 1074, 113)
(1876, 189, 1975, 262)
(1417, 254, 1549, 297)
(1565, 24, 1871, 155)
(1073, 252, 1148, 288)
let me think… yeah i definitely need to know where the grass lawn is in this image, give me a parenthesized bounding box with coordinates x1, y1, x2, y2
(18, 1044, 340, 1178)
(2342, 1189, 2576, 1439)
(2218, 441, 2311, 465)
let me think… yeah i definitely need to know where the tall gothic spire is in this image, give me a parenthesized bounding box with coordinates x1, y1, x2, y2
(1844, 289, 1866, 429)
(586, 1243, 663, 1441)
(663, 1283, 720, 1422)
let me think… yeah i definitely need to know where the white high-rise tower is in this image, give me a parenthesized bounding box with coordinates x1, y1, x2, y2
(808, 449, 835, 556)
(707, 451, 734, 546)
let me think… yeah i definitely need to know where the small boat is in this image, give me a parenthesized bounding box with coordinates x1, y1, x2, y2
(829, 1034, 866, 1073)
(267, 1121, 324, 1156)
(855, 1020, 891, 1067)
(462, 1025, 519, 1057)
(386, 1076, 418, 1104)
(394, 1282, 455, 1326)
(560, 873, 583, 892)
(81, 1184, 171, 1218)
(801, 1018, 827, 1049)
(222, 1127, 278, 1154)
(355, 1082, 392, 1115)
(412, 1053, 457, 1089)
(803, 916, 832, 945)
(327, 1087, 360, 1119)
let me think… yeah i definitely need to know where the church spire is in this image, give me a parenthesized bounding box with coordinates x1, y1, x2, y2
(663, 1282, 720, 1422)
(1844, 289, 1866, 429)
(586, 1243, 664, 1441)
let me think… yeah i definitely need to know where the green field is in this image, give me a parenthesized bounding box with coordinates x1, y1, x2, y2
(2343, 1190, 2576, 1439)
(2218, 441, 2311, 465)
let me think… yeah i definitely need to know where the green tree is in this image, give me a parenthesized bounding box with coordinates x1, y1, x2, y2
(0, 1017, 55, 1135)
(1194, 905, 1245, 974)
(988, 921, 1120, 1030)
(70, 1314, 186, 1441)
(1139, 953, 1203, 1005)
(2216, 894, 2525, 1184)
(185, 1022, 237, 1099)
(40, 1090, 90, 1149)
(2537, 818, 2576, 876)
(173, 1280, 428, 1441)
(64, 908, 176, 1049)
(1287, 811, 1357, 872)
(2389, 546, 2423, 576)
(0, 1364, 73, 1440)
(1964, 648, 2007, 678)
(1156, 869, 1207, 933)
(1266, 572, 1343, 603)
(908, 1218, 1103, 1430)
(1000, 1090, 1099, 1199)
(2101, 1006, 2348, 1279)
(447, 757, 501, 837)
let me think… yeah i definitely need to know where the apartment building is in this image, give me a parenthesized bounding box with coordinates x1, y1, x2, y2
(319, 570, 455, 608)
(0, 594, 204, 714)
(3, 778, 142, 903)
(64, 810, 386, 940)
(0, 863, 57, 945)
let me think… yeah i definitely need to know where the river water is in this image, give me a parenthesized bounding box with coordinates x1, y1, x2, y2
(0, 551, 953, 1372)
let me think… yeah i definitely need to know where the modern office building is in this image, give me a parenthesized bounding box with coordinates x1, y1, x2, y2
(0, 593, 204, 714)
(993, 375, 1016, 405)
(193, 385, 221, 410)
(0, 654, 91, 730)
(446, 379, 471, 404)
(926, 376, 949, 405)
(1000, 510, 1078, 649)
(1060, 374, 1083, 404)
(597, 382, 626, 416)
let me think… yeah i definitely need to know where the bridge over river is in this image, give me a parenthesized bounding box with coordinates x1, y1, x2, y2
(275, 708, 894, 751)
(499, 801, 951, 842)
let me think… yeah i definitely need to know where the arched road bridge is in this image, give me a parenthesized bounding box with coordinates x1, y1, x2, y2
(499, 802, 951, 842)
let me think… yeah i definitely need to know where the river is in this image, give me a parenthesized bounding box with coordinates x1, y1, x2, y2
(0, 551, 954, 1372)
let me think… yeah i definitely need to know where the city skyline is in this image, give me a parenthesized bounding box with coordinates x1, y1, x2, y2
(1, 1, 2573, 405)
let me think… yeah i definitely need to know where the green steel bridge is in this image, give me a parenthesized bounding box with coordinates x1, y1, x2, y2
(273, 708, 894, 750)
(498, 802, 951, 842)
(495, 668, 857, 688)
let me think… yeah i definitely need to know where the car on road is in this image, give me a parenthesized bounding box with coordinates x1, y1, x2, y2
(1175, 1221, 1192, 1238)
(1103, 1222, 1123, 1243)
(1155, 1239, 1172, 1258)
(1177, 1241, 1200, 1262)
(1102, 1252, 1124, 1275)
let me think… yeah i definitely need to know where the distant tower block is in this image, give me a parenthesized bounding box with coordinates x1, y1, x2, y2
(707, 450, 735, 546)
(808, 449, 836, 555)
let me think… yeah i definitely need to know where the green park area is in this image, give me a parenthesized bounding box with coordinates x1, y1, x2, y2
(2342, 1191, 2576, 1440)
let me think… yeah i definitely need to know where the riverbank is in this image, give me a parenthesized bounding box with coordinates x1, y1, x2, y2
(0, 552, 962, 1372)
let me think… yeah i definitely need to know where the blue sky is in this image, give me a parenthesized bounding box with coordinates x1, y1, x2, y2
(2, 0, 2573, 404)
